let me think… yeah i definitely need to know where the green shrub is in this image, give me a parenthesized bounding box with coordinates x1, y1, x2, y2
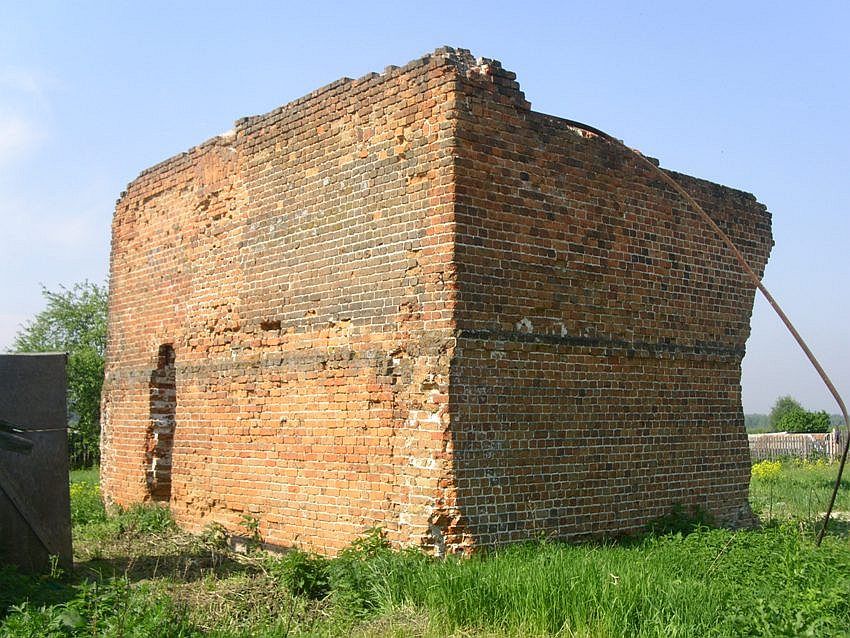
(267, 550, 330, 599)
(238, 514, 263, 553)
(778, 407, 831, 433)
(328, 528, 395, 615)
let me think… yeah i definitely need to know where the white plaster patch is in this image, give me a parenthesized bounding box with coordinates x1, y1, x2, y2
(410, 456, 437, 470)
(516, 317, 533, 333)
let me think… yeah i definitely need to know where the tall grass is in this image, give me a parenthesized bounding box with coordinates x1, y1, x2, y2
(750, 458, 850, 527)
(328, 527, 850, 637)
(2, 464, 850, 637)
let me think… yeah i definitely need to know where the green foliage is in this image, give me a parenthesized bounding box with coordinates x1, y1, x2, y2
(746, 408, 840, 433)
(69, 479, 106, 526)
(114, 503, 177, 535)
(750, 457, 850, 528)
(645, 503, 715, 536)
(238, 514, 263, 553)
(5, 467, 850, 636)
(1, 577, 201, 637)
(327, 527, 394, 615)
(307, 528, 850, 637)
(11, 281, 107, 468)
(751, 459, 782, 482)
(719, 527, 850, 637)
(339, 527, 391, 559)
(267, 549, 330, 600)
(199, 522, 230, 551)
(68, 471, 175, 540)
(769, 395, 803, 429)
(778, 407, 832, 433)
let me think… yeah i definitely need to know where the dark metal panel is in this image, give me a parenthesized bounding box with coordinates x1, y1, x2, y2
(0, 353, 72, 572)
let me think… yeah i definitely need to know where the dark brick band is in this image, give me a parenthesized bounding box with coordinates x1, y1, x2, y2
(456, 329, 745, 358)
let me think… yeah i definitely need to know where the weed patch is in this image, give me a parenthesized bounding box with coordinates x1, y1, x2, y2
(750, 458, 850, 534)
(3, 466, 850, 637)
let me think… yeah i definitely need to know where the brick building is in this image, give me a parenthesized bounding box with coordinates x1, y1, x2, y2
(101, 47, 772, 554)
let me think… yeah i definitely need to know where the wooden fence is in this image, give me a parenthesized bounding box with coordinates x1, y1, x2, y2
(749, 429, 848, 462)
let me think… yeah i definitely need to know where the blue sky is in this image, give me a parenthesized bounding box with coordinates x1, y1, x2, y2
(1, 1, 847, 413)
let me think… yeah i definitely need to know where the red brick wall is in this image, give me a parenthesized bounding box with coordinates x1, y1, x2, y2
(447, 58, 772, 547)
(102, 52, 464, 554)
(102, 48, 772, 554)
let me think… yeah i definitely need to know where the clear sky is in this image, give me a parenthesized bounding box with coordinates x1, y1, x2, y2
(1, 1, 847, 413)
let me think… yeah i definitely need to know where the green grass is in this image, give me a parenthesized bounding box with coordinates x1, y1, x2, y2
(351, 529, 850, 637)
(750, 458, 850, 531)
(70, 468, 99, 485)
(1, 463, 849, 637)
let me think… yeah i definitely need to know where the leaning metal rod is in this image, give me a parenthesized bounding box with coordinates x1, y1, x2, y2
(557, 117, 849, 545)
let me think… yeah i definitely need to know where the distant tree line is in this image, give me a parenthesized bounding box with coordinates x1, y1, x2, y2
(745, 395, 840, 434)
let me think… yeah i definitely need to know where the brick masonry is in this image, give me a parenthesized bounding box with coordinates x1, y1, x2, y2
(101, 47, 772, 554)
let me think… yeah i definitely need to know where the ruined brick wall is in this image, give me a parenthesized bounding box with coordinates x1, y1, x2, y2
(448, 58, 772, 546)
(103, 48, 772, 554)
(102, 53, 464, 553)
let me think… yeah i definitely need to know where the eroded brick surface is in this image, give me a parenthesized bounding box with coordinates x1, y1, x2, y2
(102, 48, 772, 554)
(447, 56, 772, 546)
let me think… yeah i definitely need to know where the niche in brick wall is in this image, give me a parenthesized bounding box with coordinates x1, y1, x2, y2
(146, 344, 176, 502)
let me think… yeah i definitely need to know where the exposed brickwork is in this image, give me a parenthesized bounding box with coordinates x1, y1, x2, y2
(448, 60, 772, 546)
(102, 47, 772, 554)
(146, 344, 175, 500)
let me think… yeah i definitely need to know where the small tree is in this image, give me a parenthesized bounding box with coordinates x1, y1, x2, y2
(11, 281, 107, 468)
(769, 395, 802, 430)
